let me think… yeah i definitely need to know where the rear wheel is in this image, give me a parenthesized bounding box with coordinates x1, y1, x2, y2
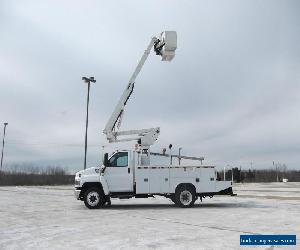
(83, 187, 105, 209)
(174, 185, 196, 208)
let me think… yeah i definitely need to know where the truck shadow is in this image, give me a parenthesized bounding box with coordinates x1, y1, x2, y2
(102, 202, 254, 210)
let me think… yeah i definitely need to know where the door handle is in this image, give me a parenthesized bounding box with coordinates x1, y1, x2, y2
(128, 168, 130, 174)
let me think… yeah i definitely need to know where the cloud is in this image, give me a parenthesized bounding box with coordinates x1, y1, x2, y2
(0, 0, 299, 171)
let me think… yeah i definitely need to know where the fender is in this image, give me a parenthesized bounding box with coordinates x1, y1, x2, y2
(100, 175, 110, 195)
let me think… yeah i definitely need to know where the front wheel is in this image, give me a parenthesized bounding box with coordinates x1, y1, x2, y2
(83, 187, 105, 209)
(174, 185, 196, 208)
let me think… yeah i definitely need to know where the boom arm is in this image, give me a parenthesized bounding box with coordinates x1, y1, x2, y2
(103, 31, 177, 147)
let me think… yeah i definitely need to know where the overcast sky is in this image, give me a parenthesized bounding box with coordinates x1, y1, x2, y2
(0, 0, 299, 172)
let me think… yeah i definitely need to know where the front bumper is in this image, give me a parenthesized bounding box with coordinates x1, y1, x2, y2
(74, 189, 81, 200)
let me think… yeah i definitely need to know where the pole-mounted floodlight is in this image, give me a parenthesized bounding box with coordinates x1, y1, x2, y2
(82, 76, 96, 84)
(82, 77, 96, 170)
(1, 122, 8, 170)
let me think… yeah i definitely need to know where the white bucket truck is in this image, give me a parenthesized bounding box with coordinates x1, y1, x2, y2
(74, 31, 233, 209)
(74, 150, 233, 209)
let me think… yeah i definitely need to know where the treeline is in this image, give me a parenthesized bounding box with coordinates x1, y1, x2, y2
(0, 165, 74, 186)
(219, 168, 300, 182)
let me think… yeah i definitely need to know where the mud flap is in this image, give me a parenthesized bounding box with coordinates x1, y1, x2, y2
(217, 187, 236, 196)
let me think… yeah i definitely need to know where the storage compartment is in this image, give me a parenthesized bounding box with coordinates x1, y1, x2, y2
(135, 168, 149, 194)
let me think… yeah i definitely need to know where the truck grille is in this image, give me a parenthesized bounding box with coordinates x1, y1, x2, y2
(75, 180, 80, 186)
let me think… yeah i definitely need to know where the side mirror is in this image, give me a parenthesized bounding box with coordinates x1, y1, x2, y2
(103, 153, 109, 167)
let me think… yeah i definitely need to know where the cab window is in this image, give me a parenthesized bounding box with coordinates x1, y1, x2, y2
(108, 152, 128, 167)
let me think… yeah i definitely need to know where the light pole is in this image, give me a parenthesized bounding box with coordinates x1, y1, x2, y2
(82, 77, 96, 170)
(1, 122, 8, 170)
(239, 166, 242, 183)
(274, 161, 279, 182)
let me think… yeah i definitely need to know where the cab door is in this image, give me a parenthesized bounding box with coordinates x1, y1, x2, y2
(104, 152, 133, 192)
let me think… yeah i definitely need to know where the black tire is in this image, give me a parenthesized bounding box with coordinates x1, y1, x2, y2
(174, 185, 196, 208)
(83, 187, 105, 209)
(170, 195, 176, 204)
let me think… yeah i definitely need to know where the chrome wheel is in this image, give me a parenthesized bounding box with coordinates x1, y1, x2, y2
(179, 190, 193, 206)
(87, 191, 100, 207)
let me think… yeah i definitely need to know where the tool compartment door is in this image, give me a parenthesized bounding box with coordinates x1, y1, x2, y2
(135, 167, 149, 194)
(148, 167, 170, 194)
(159, 167, 170, 193)
(199, 167, 216, 193)
(149, 168, 161, 193)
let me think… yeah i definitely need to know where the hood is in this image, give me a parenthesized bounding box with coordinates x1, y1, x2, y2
(75, 166, 101, 177)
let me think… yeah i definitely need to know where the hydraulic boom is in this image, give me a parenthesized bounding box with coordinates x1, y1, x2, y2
(103, 31, 177, 165)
